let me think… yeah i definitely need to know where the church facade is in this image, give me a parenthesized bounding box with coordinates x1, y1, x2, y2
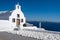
(9, 3, 26, 29)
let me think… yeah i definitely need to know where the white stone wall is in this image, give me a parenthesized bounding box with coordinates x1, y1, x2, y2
(8, 30, 60, 40)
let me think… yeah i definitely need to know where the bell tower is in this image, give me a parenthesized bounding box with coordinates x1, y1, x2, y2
(15, 2, 21, 10)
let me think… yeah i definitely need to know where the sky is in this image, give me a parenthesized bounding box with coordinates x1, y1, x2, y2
(0, 0, 60, 22)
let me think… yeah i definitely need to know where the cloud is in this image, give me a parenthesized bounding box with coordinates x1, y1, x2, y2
(0, 10, 12, 14)
(0, 11, 8, 14)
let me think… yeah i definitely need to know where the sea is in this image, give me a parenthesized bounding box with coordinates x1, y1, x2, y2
(27, 21, 60, 32)
(0, 18, 60, 32)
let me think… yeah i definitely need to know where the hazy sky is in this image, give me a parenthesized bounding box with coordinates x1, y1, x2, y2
(0, 0, 60, 22)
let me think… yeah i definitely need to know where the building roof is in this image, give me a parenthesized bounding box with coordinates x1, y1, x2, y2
(0, 11, 12, 20)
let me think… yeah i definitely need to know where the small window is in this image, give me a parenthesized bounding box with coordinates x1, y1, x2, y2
(17, 6, 19, 9)
(12, 18, 15, 22)
(17, 14, 20, 18)
(21, 19, 23, 22)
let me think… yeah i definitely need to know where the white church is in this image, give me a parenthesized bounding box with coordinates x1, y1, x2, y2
(9, 3, 38, 30)
(0, 3, 45, 31)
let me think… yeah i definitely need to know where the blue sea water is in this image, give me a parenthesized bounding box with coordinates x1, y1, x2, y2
(27, 21, 60, 32)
